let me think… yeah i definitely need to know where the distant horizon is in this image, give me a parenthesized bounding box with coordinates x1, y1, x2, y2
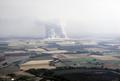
(0, 33, 119, 39)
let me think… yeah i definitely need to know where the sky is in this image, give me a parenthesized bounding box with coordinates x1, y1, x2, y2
(0, 0, 120, 37)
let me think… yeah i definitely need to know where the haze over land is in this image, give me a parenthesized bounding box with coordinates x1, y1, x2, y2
(0, 0, 120, 38)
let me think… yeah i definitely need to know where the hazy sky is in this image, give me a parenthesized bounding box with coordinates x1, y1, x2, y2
(0, 0, 120, 37)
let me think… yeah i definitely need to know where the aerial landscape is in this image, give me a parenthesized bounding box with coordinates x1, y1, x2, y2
(0, 21, 120, 81)
(0, 0, 120, 81)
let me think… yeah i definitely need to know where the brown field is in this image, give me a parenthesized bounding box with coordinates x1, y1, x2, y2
(90, 55, 120, 61)
(20, 60, 55, 70)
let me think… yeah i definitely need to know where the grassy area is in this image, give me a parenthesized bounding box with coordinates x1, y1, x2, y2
(72, 57, 97, 62)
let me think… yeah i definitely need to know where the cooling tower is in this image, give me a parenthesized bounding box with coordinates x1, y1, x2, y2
(45, 23, 67, 39)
